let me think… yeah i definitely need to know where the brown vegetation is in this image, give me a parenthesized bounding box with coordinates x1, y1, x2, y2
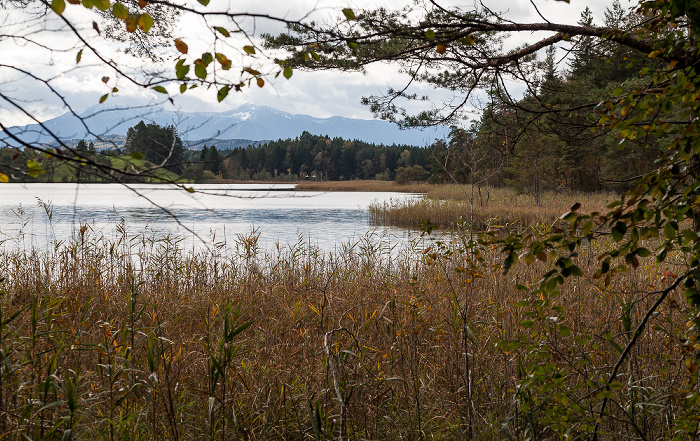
(0, 224, 688, 440)
(370, 185, 616, 230)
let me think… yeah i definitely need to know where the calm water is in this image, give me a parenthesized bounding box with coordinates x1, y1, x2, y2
(0, 183, 420, 252)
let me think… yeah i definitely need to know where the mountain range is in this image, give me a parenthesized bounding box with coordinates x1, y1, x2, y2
(1, 103, 448, 148)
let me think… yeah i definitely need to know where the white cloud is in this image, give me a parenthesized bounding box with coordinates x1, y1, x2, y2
(0, 0, 626, 129)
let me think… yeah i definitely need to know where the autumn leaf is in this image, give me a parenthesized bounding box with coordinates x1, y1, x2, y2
(138, 13, 153, 33)
(215, 53, 231, 70)
(125, 16, 138, 33)
(138, 0, 148, 8)
(214, 27, 230, 37)
(436, 43, 447, 54)
(257, 78, 264, 88)
(175, 39, 188, 54)
(50, 0, 66, 15)
(243, 45, 256, 55)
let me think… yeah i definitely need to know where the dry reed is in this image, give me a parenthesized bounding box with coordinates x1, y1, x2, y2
(369, 185, 617, 230)
(0, 222, 689, 440)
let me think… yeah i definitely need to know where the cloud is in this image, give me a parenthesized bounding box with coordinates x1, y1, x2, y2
(1, 0, 625, 130)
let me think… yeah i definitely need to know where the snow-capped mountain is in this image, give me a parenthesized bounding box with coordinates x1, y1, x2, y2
(1, 103, 448, 147)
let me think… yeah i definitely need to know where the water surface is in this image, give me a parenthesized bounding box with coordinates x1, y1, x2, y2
(0, 183, 420, 252)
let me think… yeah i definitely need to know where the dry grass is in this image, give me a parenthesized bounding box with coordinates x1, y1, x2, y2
(370, 185, 617, 230)
(0, 225, 690, 440)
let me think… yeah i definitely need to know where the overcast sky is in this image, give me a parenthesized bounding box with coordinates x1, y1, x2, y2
(0, 0, 626, 129)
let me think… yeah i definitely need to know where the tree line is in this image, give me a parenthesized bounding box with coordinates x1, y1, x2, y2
(185, 131, 433, 183)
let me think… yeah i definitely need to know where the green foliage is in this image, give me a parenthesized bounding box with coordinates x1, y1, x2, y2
(124, 121, 185, 174)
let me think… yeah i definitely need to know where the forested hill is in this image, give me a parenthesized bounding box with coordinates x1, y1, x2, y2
(189, 131, 433, 182)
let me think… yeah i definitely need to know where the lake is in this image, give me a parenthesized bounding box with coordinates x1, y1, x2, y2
(0, 183, 422, 253)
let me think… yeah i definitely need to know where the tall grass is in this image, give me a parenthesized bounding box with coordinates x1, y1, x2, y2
(0, 222, 690, 440)
(369, 185, 616, 230)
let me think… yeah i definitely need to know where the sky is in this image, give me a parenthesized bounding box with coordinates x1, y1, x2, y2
(0, 0, 625, 130)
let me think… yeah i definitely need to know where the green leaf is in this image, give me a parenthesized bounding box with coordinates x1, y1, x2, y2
(685, 288, 700, 305)
(636, 247, 651, 257)
(99, 94, 108, 103)
(92, 0, 109, 10)
(520, 320, 534, 328)
(568, 265, 583, 277)
(214, 27, 230, 37)
(664, 222, 677, 239)
(560, 211, 577, 222)
(194, 64, 207, 79)
(243, 45, 256, 55)
(197, 0, 210, 5)
(283, 66, 293, 79)
(50, 0, 66, 15)
(460, 35, 474, 46)
(112, 3, 128, 20)
(152, 86, 168, 94)
(342, 8, 355, 20)
(179, 84, 187, 94)
(201, 52, 213, 66)
(425, 30, 435, 40)
(130, 151, 144, 160)
(217, 85, 230, 102)
(175, 60, 189, 79)
(138, 13, 153, 33)
(76, 49, 83, 64)
(611, 222, 627, 242)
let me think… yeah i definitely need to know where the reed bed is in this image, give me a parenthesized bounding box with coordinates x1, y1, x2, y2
(369, 185, 616, 230)
(0, 223, 691, 440)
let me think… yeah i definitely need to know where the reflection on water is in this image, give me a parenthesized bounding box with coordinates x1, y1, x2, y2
(0, 183, 422, 252)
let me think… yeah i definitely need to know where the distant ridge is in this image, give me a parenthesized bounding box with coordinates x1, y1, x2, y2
(1, 103, 448, 147)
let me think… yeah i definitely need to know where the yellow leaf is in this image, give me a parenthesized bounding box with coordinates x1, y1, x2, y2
(436, 43, 447, 54)
(0, 173, 8, 183)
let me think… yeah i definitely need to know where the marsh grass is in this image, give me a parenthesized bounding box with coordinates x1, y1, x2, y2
(0, 220, 691, 440)
(369, 185, 616, 230)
